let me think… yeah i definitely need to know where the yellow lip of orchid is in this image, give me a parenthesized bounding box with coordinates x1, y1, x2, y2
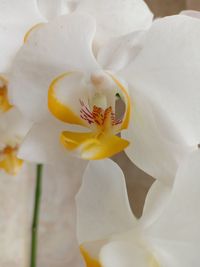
(149, 255, 160, 267)
(0, 145, 23, 175)
(80, 245, 160, 267)
(48, 72, 87, 126)
(48, 71, 131, 160)
(80, 243, 161, 267)
(80, 246, 102, 267)
(0, 76, 12, 113)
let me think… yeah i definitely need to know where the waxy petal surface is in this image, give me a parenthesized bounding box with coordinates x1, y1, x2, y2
(76, 0, 153, 45)
(37, 0, 69, 20)
(76, 159, 135, 244)
(10, 14, 99, 122)
(145, 150, 200, 266)
(0, 0, 44, 72)
(122, 15, 200, 181)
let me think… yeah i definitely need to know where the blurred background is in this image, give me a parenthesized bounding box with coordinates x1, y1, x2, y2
(117, 0, 200, 218)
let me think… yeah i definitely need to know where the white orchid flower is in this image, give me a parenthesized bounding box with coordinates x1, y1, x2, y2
(0, 73, 31, 176)
(9, 13, 131, 164)
(0, 76, 12, 113)
(0, 0, 75, 74)
(9, 13, 200, 184)
(0, 0, 46, 73)
(0, 0, 152, 74)
(0, 0, 153, 164)
(76, 150, 200, 267)
(38, 0, 153, 45)
(120, 13, 200, 183)
(74, 0, 153, 46)
(37, 0, 72, 20)
(103, 13, 200, 183)
(181, 10, 200, 19)
(0, 107, 32, 175)
(0, 0, 89, 75)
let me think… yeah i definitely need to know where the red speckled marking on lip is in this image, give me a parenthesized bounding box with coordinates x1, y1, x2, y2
(80, 100, 122, 127)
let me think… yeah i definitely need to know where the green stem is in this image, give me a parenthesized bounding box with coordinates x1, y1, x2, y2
(30, 164, 43, 267)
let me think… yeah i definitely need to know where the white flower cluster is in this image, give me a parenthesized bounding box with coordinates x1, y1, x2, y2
(0, 0, 200, 266)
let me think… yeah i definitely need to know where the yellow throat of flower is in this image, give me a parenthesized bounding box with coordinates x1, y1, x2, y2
(149, 255, 160, 267)
(48, 72, 131, 160)
(0, 76, 22, 175)
(0, 146, 23, 175)
(80, 246, 102, 267)
(0, 76, 12, 113)
(80, 245, 160, 267)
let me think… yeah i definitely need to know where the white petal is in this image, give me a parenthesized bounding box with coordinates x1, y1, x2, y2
(122, 89, 192, 183)
(48, 71, 93, 124)
(145, 150, 200, 266)
(38, 163, 86, 267)
(97, 31, 145, 73)
(0, 108, 32, 145)
(122, 15, 200, 181)
(76, 159, 135, 244)
(18, 118, 87, 165)
(100, 241, 150, 267)
(147, 150, 200, 241)
(38, 0, 81, 19)
(9, 13, 99, 122)
(0, 163, 35, 266)
(76, 0, 153, 45)
(18, 119, 67, 164)
(122, 15, 200, 146)
(0, 0, 44, 72)
(148, 240, 200, 267)
(140, 180, 171, 228)
(37, 0, 69, 20)
(181, 10, 200, 19)
(143, 154, 200, 267)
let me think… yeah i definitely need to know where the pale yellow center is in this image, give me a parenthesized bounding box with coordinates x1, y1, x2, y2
(80, 246, 160, 267)
(0, 146, 23, 175)
(48, 72, 131, 160)
(0, 77, 12, 113)
(149, 255, 160, 267)
(80, 246, 102, 267)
